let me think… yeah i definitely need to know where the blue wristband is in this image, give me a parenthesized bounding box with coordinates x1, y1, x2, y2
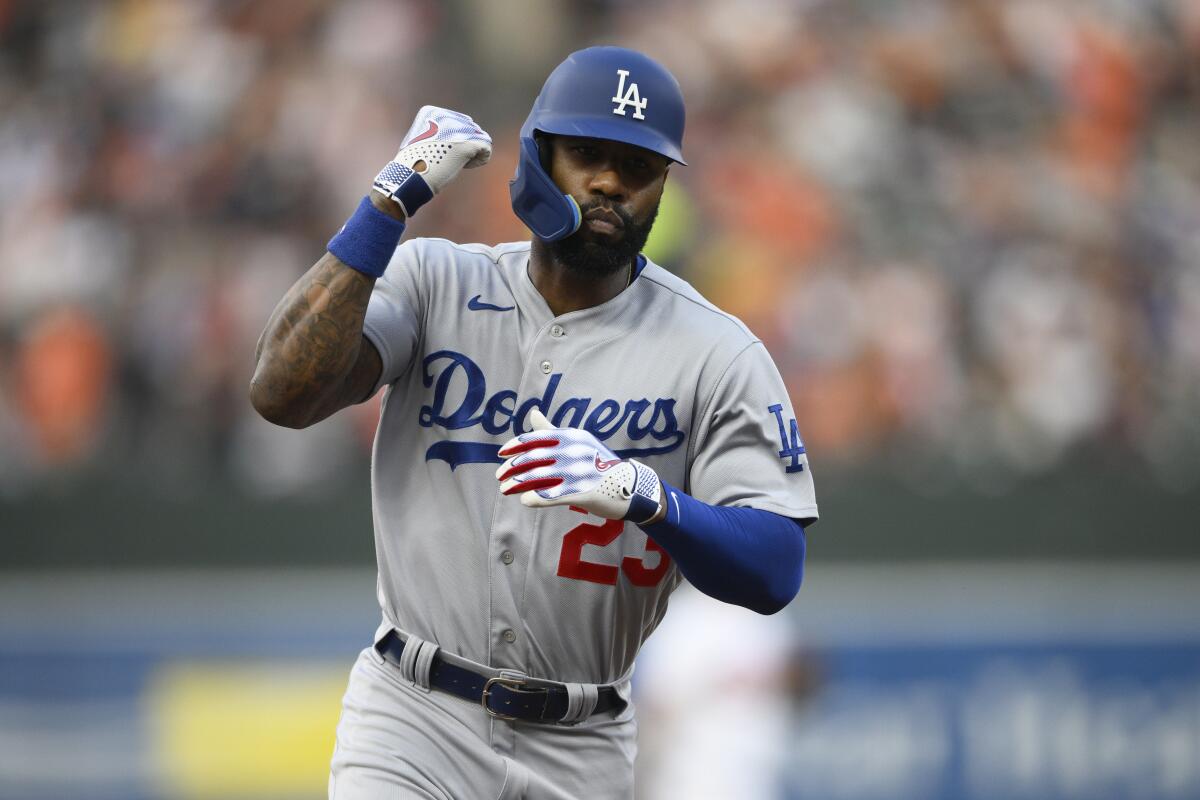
(327, 196, 407, 278)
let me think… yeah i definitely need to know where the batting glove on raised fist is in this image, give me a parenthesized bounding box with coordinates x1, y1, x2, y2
(372, 105, 492, 217)
(496, 410, 663, 524)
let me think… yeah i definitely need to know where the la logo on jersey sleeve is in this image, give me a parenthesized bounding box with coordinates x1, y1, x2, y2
(611, 69, 648, 120)
(768, 403, 806, 473)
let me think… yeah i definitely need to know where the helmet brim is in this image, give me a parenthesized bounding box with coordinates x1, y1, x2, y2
(532, 113, 687, 166)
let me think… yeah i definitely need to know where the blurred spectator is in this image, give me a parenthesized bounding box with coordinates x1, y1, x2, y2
(14, 305, 111, 466)
(1, 0, 1198, 497)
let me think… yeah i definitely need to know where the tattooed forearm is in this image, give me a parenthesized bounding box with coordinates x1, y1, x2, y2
(249, 253, 380, 428)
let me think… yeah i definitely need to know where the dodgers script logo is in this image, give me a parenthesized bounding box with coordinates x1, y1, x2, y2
(419, 350, 685, 469)
(611, 69, 648, 120)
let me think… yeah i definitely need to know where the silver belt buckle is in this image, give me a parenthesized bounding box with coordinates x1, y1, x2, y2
(482, 676, 528, 721)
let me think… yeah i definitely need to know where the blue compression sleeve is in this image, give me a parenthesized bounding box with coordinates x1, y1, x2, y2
(641, 482, 807, 615)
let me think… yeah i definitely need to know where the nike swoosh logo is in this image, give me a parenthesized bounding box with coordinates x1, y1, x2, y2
(409, 120, 438, 144)
(595, 454, 623, 472)
(467, 294, 515, 312)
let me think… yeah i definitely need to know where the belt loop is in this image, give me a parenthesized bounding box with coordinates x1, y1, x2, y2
(399, 634, 434, 692)
(498, 668, 530, 684)
(413, 639, 438, 692)
(560, 682, 599, 724)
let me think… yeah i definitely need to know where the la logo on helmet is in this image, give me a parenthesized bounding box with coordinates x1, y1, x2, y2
(611, 69, 648, 120)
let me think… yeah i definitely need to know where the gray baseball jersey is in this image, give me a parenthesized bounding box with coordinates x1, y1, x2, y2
(331, 236, 816, 798)
(360, 237, 817, 685)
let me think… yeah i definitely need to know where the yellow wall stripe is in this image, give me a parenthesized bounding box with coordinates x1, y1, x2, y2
(146, 660, 347, 798)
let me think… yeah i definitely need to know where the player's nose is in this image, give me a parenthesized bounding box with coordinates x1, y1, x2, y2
(587, 161, 625, 199)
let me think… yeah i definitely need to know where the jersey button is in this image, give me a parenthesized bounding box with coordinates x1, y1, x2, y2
(540, 360, 552, 374)
(550, 324, 565, 338)
(501, 629, 517, 643)
(500, 550, 514, 565)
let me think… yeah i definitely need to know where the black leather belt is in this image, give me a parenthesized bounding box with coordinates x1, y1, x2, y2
(374, 630, 624, 724)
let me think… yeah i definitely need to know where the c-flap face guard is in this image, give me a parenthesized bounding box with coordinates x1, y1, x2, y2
(509, 136, 582, 242)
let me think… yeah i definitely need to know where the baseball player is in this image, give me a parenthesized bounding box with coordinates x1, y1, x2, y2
(250, 46, 817, 799)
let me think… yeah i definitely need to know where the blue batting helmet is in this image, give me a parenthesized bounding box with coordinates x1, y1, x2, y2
(509, 46, 687, 241)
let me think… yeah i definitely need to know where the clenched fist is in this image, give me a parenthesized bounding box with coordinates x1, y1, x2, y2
(372, 106, 492, 217)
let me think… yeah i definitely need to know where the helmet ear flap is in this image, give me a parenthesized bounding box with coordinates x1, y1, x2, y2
(509, 136, 583, 241)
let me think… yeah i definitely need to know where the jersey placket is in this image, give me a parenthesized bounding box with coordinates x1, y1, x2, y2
(485, 298, 565, 680)
(486, 253, 645, 682)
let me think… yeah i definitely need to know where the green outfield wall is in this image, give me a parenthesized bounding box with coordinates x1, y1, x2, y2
(3, 458, 1196, 568)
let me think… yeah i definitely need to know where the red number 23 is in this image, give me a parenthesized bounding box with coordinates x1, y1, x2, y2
(556, 507, 671, 587)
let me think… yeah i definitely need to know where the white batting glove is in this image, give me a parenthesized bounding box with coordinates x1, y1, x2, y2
(372, 105, 492, 217)
(496, 410, 663, 524)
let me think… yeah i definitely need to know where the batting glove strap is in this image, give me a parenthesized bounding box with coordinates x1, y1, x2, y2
(372, 162, 434, 218)
(623, 459, 663, 524)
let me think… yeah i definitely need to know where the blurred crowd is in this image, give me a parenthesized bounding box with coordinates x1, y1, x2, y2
(2, 0, 1199, 498)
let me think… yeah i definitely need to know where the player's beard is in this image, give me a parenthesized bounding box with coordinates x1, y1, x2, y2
(547, 198, 660, 278)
